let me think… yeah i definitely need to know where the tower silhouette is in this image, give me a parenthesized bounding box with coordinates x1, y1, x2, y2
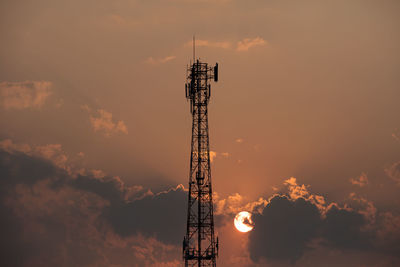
(183, 58, 219, 267)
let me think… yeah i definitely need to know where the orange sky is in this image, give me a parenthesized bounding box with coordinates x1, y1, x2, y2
(1, 0, 400, 266)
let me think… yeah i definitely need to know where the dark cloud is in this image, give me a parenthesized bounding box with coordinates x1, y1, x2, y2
(70, 174, 125, 204)
(0, 149, 185, 266)
(321, 204, 372, 250)
(248, 196, 321, 263)
(0, 150, 66, 188)
(248, 193, 400, 265)
(0, 150, 101, 266)
(0, 201, 27, 267)
(104, 186, 186, 245)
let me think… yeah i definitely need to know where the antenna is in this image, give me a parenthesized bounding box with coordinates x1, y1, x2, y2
(193, 35, 195, 62)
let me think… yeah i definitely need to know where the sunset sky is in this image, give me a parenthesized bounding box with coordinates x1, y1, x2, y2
(1, 0, 400, 266)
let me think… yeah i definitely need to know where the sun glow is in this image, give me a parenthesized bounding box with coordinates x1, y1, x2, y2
(234, 211, 254, 233)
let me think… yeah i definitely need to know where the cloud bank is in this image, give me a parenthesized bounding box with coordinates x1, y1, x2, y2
(1, 141, 399, 266)
(0, 143, 184, 266)
(246, 178, 400, 265)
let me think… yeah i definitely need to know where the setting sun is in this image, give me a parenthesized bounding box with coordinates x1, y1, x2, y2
(234, 211, 254, 233)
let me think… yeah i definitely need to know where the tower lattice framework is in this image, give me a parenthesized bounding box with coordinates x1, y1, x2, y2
(183, 59, 219, 267)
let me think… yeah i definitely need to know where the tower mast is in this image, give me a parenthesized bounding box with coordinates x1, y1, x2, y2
(183, 52, 219, 266)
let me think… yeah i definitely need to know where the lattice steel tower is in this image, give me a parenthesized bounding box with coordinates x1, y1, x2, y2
(183, 57, 219, 267)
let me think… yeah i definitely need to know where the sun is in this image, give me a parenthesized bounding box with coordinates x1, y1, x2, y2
(234, 211, 254, 233)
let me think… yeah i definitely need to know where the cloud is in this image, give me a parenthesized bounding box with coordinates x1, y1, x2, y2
(321, 204, 372, 250)
(348, 193, 377, 225)
(214, 192, 267, 216)
(249, 195, 321, 263)
(215, 192, 245, 215)
(283, 177, 326, 212)
(185, 37, 266, 53)
(91, 169, 106, 178)
(34, 144, 69, 169)
(392, 128, 400, 142)
(0, 144, 185, 266)
(0, 139, 91, 176)
(82, 107, 128, 137)
(0, 81, 52, 110)
(104, 184, 186, 245)
(210, 151, 217, 162)
(236, 37, 266, 52)
(91, 109, 128, 136)
(377, 212, 400, 253)
(350, 172, 369, 187)
(246, 178, 399, 265)
(145, 56, 176, 65)
(209, 151, 230, 163)
(185, 39, 232, 49)
(0, 139, 69, 170)
(385, 161, 400, 184)
(1, 141, 399, 266)
(0, 139, 31, 154)
(196, 40, 232, 49)
(221, 152, 230, 158)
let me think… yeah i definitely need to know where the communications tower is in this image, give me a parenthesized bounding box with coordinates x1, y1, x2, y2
(182, 56, 219, 267)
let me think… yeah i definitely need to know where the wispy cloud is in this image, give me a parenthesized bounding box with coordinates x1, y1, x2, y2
(221, 152, 230, 158)
(392, 128, 400, 142)
(185, 37, 267, 52)
(185, 39, 232, 49)
(90, 109, 128, 136)
(235, 138, 244, 143)
(0, 81, 52, 109)
(385, 161, 400, 184)
(210, 151, 217, 162)
(209, 151, 230, 163)
(236, 37, 266, 51)
(350, 172, 369, 187)
(145, 56, 176, 65)
(82, 105, 128, 137)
